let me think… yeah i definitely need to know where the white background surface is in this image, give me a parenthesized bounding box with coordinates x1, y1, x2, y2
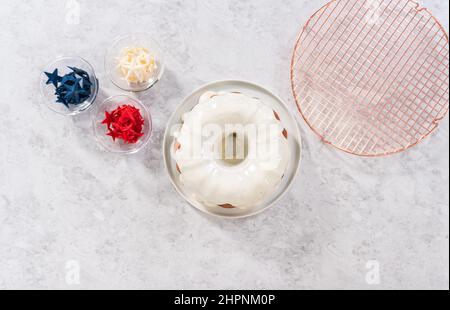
(0, 0, 448, 289)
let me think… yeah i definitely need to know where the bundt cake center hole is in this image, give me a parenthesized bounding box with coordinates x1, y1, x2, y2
(217, 132, 248, 166)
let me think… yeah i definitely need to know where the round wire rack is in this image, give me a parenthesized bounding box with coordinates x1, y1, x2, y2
(291, 0, 449, 157)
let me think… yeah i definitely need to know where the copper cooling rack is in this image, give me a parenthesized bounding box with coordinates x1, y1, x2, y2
(291, 0, 449, 156)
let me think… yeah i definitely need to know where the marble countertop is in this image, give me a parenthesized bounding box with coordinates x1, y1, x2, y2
(0, 0, 448, 290)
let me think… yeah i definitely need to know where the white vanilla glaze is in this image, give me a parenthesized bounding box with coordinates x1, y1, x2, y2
(173, 91, 290, 210)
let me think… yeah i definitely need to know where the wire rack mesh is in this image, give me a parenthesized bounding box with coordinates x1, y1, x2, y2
(291, 0, 449, 157)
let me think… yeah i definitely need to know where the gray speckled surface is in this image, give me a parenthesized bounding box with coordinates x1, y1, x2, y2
(0, 0, 448, 290)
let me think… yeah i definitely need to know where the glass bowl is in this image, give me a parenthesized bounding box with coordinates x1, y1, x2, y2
(92, 95, 152, 154)
(40, 56, 99, 116)
(105, 33, 165, 92)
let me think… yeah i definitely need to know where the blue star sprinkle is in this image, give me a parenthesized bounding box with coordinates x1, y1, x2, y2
(60, 73, 77, 86)
(68, 66, 89, 78)
(44, 69, 62, 87)
(44, 66, 93, 108)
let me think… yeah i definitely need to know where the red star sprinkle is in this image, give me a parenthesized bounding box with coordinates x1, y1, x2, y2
(101, 104, 145, 144)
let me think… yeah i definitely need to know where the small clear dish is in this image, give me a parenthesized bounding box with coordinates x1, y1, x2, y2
(40, 56, 99, 116)
(92, 95, 152, 154)
(105, 33, 164, 92)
